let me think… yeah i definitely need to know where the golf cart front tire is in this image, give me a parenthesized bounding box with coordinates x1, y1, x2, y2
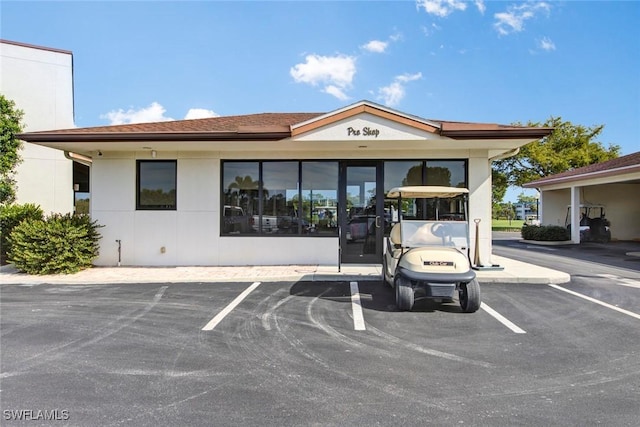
(395, 276, 414, 311)
(459, 278, 481, 313)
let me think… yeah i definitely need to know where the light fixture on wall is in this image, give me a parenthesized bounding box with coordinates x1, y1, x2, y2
(151, 150, 157, 158)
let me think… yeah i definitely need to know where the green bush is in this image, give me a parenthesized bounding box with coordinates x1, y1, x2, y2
(521, 224, 570, 241)
(0, 203, 44, 264)
(8, 213, 102, 274)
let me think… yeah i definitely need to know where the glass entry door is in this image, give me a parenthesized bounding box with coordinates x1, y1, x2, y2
(339, 162, 384, 264)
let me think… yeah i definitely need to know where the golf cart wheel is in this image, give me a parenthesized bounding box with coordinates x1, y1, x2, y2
(395, 276, 414, 311)
(459, 278, 481, 313)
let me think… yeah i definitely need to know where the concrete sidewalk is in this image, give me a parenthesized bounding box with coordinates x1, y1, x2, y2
(0, 254, 569, 285)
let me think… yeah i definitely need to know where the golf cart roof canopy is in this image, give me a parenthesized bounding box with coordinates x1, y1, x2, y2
(387, 186, 469, 199)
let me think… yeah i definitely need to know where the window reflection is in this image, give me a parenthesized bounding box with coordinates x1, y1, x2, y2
(137, 161, 177, 210)
(302, 162, 338, 236)
(262, 162, 299, 234)
(222, 162, 259, 234)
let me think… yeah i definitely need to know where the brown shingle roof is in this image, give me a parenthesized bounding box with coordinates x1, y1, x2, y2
(26, 112, 324, 134)
(524, 151, 640, 187)
(18, 102, 553, 143)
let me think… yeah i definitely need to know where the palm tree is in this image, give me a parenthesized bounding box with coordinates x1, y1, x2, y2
(228, 175, 259, 213)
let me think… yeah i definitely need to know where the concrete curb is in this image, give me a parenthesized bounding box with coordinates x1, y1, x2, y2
(0, 258, 569, 285)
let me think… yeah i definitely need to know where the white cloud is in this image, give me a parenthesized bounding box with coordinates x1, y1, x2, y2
(538, 36, 556, 51)
(396, 72, 423, 83)
(323, 85, 350, 101)
(101, 102, 173, 125)
(377, 72, 423, 107)
(474, 0, 486, 14)
(416, 0, 467, 17)
(494, 2, 551, 35)
(362, 40, 388, 53)
(421, 22, 441, 37)
(290, 54, 356, 100)
(378, 82, 405, 107)
(102, 102, 220, 125)
(184, 108, 219, 120)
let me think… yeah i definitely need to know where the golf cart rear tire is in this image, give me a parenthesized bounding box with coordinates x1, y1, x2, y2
(395, 276, 414, 311)
(459, 278, 481, 313)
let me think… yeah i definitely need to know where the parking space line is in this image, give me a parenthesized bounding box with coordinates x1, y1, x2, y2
(481, 302, 526, 334)
(549, 284, 640, 320)
(201, 282, 261, 331)
(597, 274, 640, 289)
(350, 282, 366, 331)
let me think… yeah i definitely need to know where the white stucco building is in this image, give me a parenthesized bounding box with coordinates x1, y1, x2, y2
(0, 39, 76, 213)
(20, 101, 552, 267)
(524, 151, 640, 243)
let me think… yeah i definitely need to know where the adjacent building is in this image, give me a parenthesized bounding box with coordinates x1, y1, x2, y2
(0, 39, 80, 213)
(524, 151, 640, 243)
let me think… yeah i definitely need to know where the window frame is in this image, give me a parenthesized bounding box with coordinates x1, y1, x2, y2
(221, 159, 467, 236)
(136, 160, 178, 211)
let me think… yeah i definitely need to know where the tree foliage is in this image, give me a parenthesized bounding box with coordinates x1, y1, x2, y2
(493, 117, 620, 188)
(0, 95, 25, 205)
(492, 169, 508, 205)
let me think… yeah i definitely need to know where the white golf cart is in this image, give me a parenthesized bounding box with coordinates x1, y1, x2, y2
(382, 186, 480, 312)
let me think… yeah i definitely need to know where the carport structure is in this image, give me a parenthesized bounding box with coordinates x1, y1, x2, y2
(524, 151, 640, 243)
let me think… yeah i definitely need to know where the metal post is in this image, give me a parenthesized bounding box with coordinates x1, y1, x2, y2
(115, 239, 121, 267)
(473, 219, 482, 267)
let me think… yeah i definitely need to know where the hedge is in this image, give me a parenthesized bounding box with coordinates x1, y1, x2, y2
(0, 203, 44, 264)
(7, 213, 102, 274)
(521, 224, 570, 241)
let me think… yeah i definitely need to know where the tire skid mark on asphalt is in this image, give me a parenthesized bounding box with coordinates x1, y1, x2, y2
(261, 292, 300, 331)
(270, 299, 452, 413)
(596, 273, 640, 289)
(549, 284, 640, 320)
(366, 324, 494, 368)
(0, 285, 169, 378)
(306, 286, 366, 349)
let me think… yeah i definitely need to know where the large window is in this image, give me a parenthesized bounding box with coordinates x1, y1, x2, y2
(384, 160, 467, 221)
(222, 161, 339, 236)
(221, 159, 466, 236)
(302, 162, 338, 236)
(222, 162, 259, 234)
(262, 162, 298, 234)
(137, 160, 177, 210)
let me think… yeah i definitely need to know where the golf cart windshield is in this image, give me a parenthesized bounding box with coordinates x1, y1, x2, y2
(386, 186, 471, 250)
(400, 220, 469, 249)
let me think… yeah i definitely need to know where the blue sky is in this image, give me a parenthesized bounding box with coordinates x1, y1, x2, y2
(2, 1, 639, 201)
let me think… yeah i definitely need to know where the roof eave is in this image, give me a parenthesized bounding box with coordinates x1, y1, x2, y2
(441, 129, 553, 140)
(523, 164, 640, 188)
(18, 131, 292, 143)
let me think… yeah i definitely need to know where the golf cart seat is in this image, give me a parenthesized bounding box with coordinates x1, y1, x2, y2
(387, 223, 403, 259)
(390, 223, 402, 245)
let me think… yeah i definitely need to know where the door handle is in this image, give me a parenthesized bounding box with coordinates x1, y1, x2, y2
(375, 215, 381, 228)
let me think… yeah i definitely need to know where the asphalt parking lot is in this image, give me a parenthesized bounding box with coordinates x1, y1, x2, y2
(2, 263, 640, 426)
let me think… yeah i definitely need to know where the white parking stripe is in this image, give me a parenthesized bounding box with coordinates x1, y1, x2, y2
(350, 282, 366, 331)
(549, 284, 640, 320)
(481, 302, 526, 334)
(596, 274, 640, 289)
(201, 282, 261, 331)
